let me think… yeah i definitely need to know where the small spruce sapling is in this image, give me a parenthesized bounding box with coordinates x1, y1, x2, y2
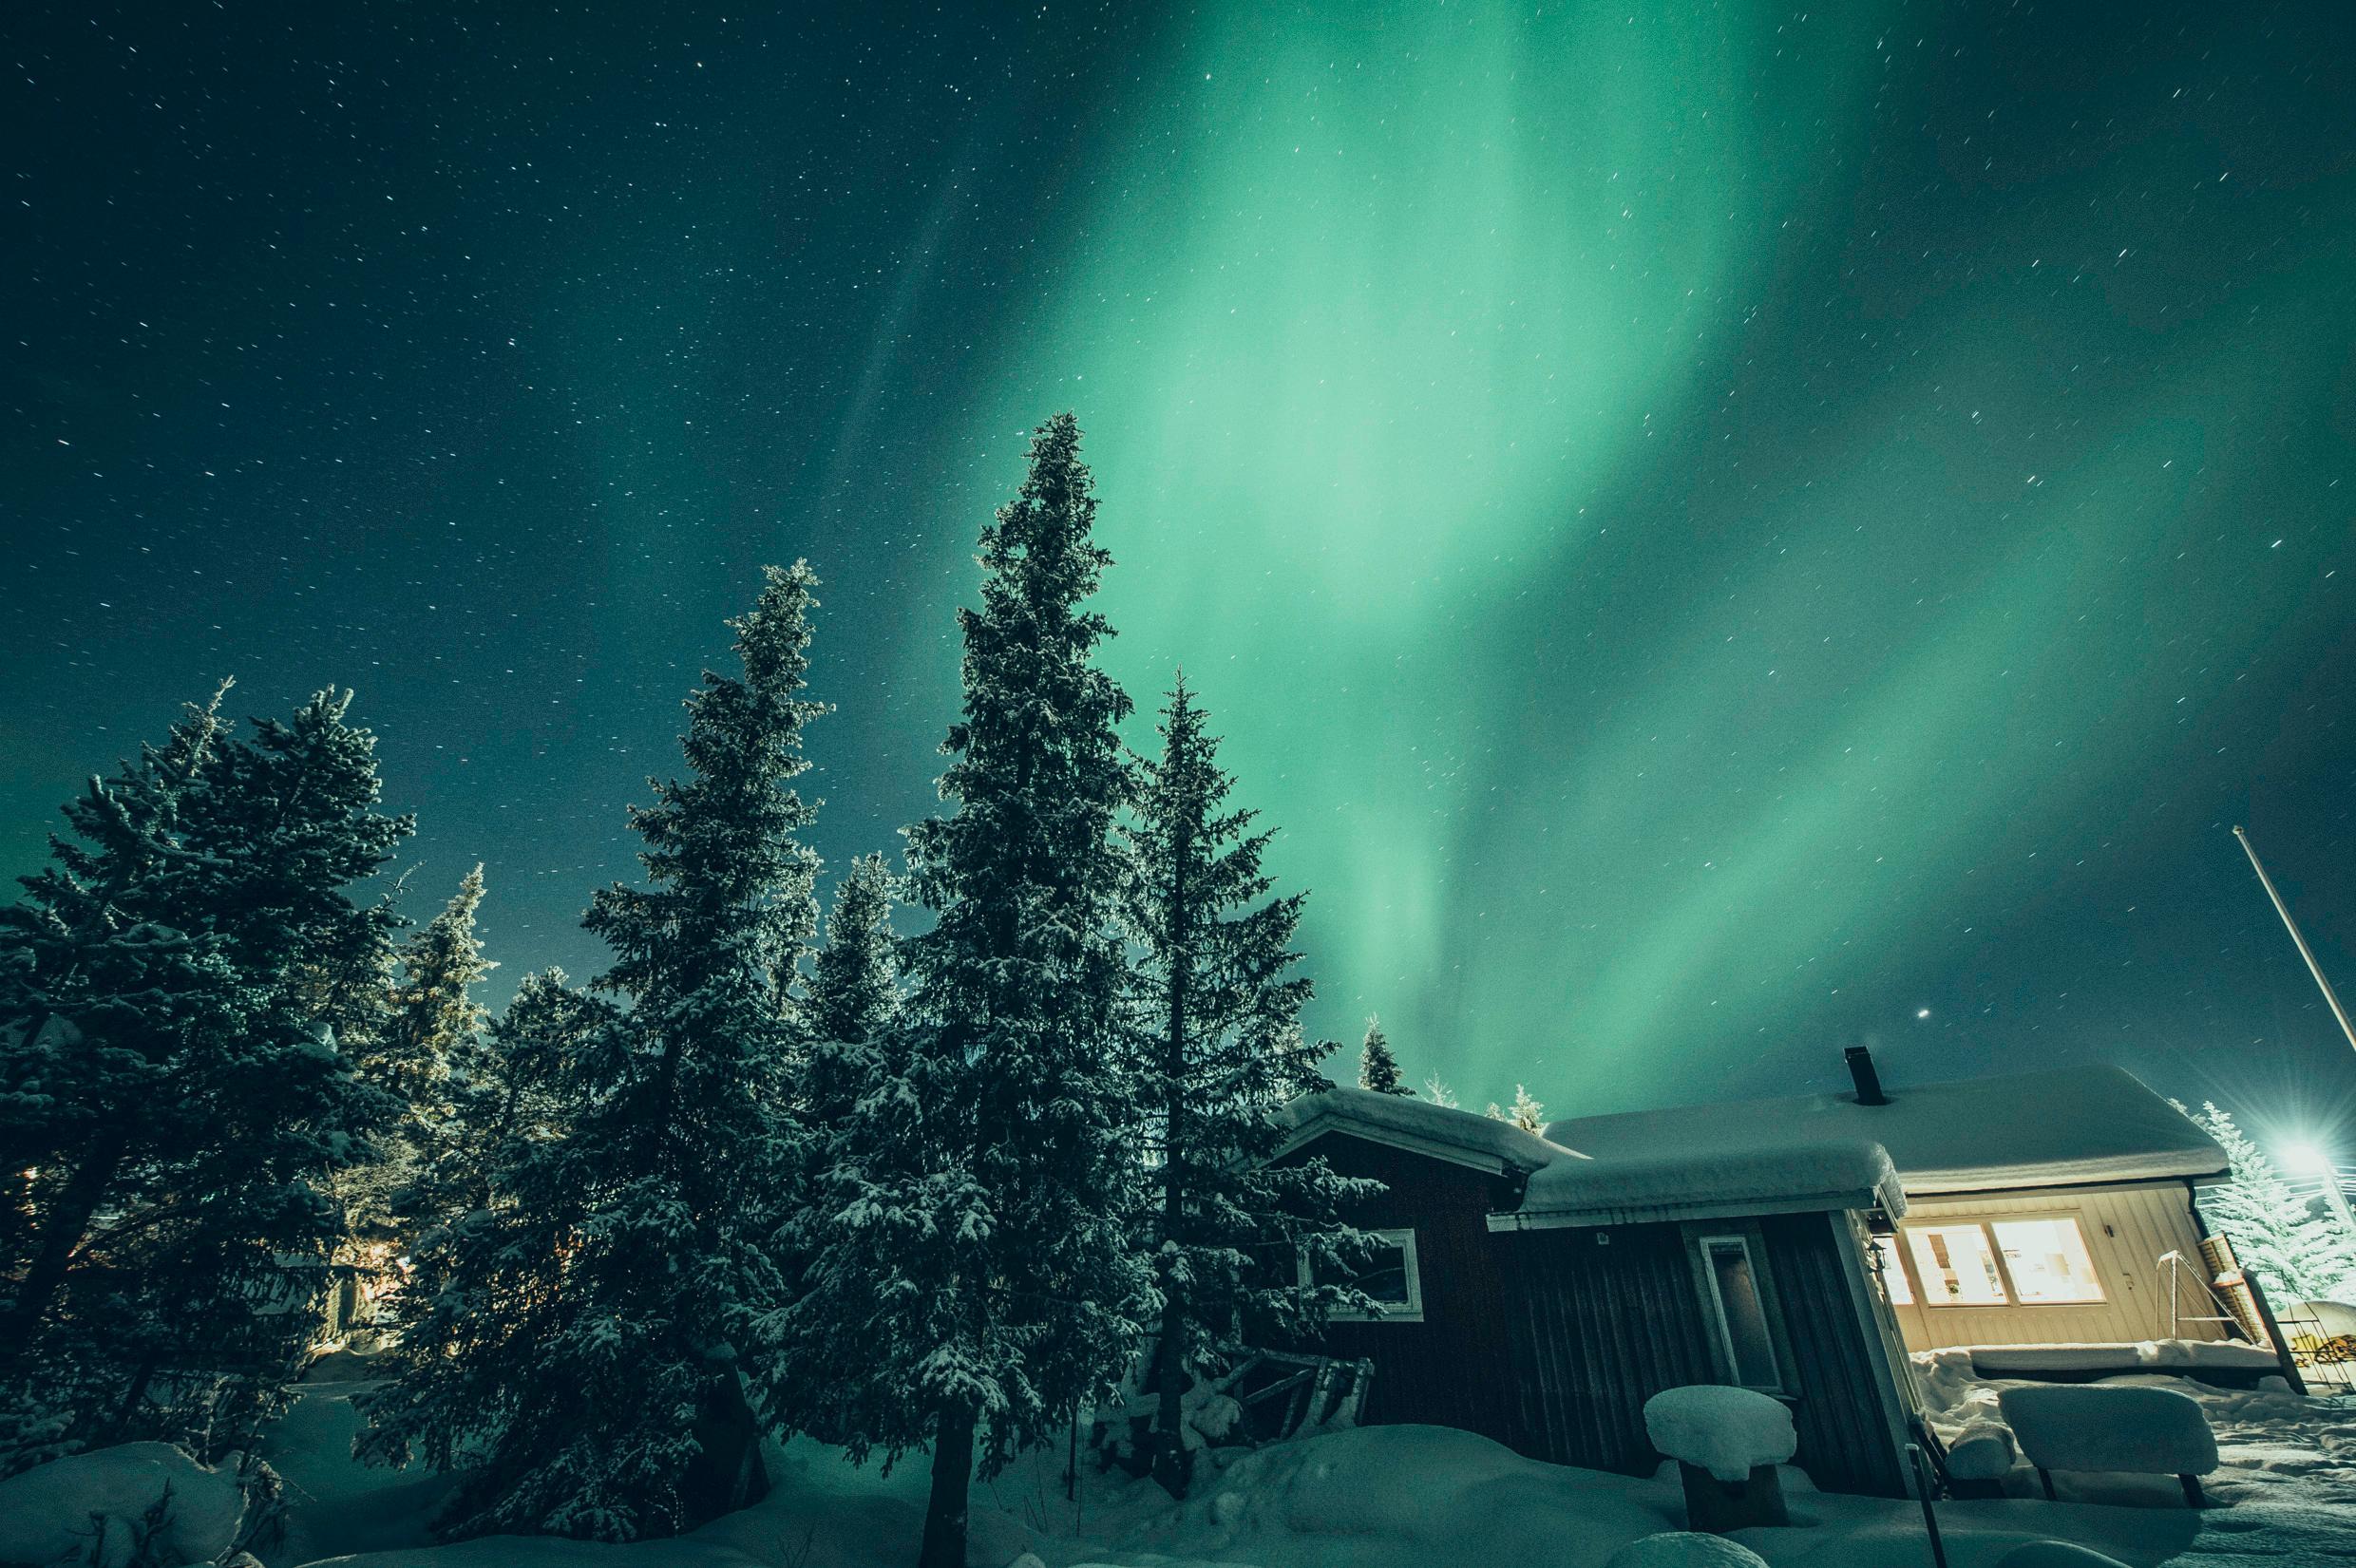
(1358, 1016, 1409, 1096)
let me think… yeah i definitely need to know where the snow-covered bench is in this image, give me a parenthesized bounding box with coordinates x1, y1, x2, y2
(1995, 1385, 2217, 1506)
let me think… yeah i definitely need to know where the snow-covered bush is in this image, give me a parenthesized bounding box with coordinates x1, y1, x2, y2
(1606, 1533, 1772, 1568)
(0, 1444, 256, 1568)
(1642, 1386, 1797, 1483)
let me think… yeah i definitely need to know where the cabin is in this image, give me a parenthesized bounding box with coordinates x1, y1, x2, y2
(1269, 1050, 2278, 1500)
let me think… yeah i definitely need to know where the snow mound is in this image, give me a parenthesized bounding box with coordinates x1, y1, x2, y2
(1604, 1532, 1770, 1568)
(1641, 1387, 1796, 1483)
(1997, 1385, 2218, 1478)
(0, 1443, 250, 1568)
(1994, 1544, 2132, 1568)
(1968, 1338, 2278, 1376)
(1944, 1418, 2018, 1482)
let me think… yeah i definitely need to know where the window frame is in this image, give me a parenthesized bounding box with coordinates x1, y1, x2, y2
(1687, 1227, 1792, 1395)
(1870, 1232, 1915, 1306)
(1903, 1220, 2014, 1309)
(1986, 1214, 2107, 1306)
(1305, 1226, 1426, 1324)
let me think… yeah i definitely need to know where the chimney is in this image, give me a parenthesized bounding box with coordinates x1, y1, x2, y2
(1844, 1045, 1888, 1107)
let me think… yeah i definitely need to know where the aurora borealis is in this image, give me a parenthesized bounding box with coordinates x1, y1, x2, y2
(6, 2, 2355, 1127)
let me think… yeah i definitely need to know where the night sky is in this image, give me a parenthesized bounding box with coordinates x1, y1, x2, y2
(6, 2, 2355, 1143)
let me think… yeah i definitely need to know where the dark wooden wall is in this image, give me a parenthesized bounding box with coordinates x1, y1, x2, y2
(1283, 1133, 1524, 1446)
(1495, 1222, 1718, 1473)
(1758, 1213, 1908, 1497)
(1495, 1213, 1906, 1496)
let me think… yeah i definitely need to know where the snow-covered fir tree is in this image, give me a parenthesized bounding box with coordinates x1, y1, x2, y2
(359, 967, 616, 1484)
(806, 854, 902, 1049)
(360, 564, 827, 1541)
(1488, 1084, 1546, 1134)
(1123, 674, 1374, 1495)
(1421, 1073, 1458, 1108)
(768, 415, 1149, 1568)
(344, 864, 497, 1250)
(0, 685, 410, 1469)
(1358, 1016, 1408, 1095)
(794, 853, 903, 1173)
(2178, 1102, 2356, 1304)
(382, 863, 494, 1107)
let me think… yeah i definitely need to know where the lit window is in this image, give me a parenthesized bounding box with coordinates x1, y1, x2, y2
(1872, 1234, 1914, 1305)
(1312, 1228, 1424, 1323)
(1992, 1218, 2104, 1304)
(1697, 1235, 1784, 1390)
(1907, 1224, 2009, 1306)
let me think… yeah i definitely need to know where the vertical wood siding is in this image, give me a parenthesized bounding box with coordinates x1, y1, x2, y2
(1284, 1134, 1524, 1445)
(1889, 1181, 2216, 1351)
(1497, 1223, 1717, 1474)
(1758, 1213, 1910, 1496)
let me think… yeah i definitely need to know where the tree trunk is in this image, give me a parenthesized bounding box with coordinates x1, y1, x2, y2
(4, 1123, 129, 1358)
(683, 1368, 769, 1527)
(919, 1401, 976, 1568)
(1150, 819, 1192, 1499)
(104, 1349, 163, 1443)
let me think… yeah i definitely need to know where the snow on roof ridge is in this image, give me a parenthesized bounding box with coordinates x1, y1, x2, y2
(1542, 1061, 2224, 1193)
(1512, 1135, 1907, 1226)
(1275, 1083, 1582, 1174)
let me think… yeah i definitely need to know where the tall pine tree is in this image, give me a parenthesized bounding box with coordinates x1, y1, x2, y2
(362, 564, 826, 1540)
(770, 414, 1147, 1568)
(1124, 674, 1372, 1495)
(1358, 1016, 1408, 1095)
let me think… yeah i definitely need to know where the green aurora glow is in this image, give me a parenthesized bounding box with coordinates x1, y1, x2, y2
(933, 1, 2356, 1105)
(8, 1, 2352, 1123)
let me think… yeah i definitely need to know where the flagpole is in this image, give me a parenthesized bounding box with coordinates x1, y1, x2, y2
(2234, 826, 2356, 1056)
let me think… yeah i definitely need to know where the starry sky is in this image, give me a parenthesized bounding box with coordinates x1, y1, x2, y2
(6, 2, 2355, 1142)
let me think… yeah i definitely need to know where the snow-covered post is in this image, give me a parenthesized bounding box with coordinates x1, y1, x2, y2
(1644, 1386, 1797, 1533)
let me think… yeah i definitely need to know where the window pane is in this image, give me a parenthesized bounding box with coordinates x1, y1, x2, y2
(1992, 1219, 2104, 1304)
(1704, 1238, 1782, 1389)
(1350, 1244, 1413, 1305)
(1872, 1235, 1913, 1305)
(1907, 1225, 2008, 1305)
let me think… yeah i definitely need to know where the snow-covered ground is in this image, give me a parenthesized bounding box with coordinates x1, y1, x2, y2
(24, 1352, 2356, 1568)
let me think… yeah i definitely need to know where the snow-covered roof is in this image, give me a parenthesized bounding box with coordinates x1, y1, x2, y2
(1544, 1063, 2224, 1196)
(1273, 1085, 1576, 1176)
(1504, 1138, 1906, 1230)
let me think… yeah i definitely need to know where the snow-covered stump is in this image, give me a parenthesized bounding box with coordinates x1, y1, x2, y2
(1644, 1386, 1798, 1533)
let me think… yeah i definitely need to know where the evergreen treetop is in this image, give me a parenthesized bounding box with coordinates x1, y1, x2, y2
(1358, 1016, 1408, 1095)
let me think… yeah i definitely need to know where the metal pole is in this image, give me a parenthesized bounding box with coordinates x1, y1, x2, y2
(2319, 1165, 2356, 1238)
(2234, 827, 2356, 1055)
(2236, 827, 2356, 1237)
